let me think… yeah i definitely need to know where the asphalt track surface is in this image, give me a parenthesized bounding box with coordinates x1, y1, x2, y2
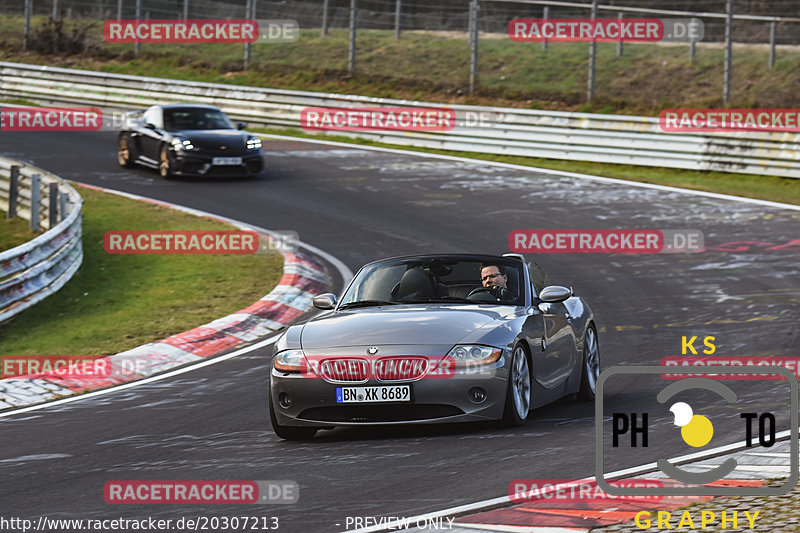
(1, 131, 798, 532)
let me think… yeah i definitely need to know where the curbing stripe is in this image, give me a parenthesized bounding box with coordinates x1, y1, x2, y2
(0, 182, 332, 412)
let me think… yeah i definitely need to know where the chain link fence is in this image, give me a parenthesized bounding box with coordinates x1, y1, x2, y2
(1, 0, 799, 108)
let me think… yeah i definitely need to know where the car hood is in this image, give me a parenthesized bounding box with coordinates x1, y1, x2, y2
(173, 129, 248, 151)
(299, 305, 515, 350)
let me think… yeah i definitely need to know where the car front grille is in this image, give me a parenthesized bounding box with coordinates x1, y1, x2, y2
(318, 358, 370, 382)
(373, 356, 429, 381)
(316, 356, 431, 383)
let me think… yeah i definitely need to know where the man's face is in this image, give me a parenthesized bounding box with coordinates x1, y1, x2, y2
(481, 266, 507, 288)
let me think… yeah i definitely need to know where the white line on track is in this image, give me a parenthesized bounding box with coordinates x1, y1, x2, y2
(0, 184, 353, 419)
(344, 428, 796, 533)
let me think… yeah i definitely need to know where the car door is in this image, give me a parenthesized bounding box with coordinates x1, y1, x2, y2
(138, 107, 166, 161)
(525, 263, 579, 388)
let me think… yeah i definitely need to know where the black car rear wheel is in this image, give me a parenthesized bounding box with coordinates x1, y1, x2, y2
(502, 343, 531, 426)
(117, 134, 135, 168)
(269, 393, 318, 440)
(577, 325, 600, 401)
(159, 144, 173, 179)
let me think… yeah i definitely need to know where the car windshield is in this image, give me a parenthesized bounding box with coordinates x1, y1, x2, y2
(163, 108, 234, 131)
(339, 257, 526, 307)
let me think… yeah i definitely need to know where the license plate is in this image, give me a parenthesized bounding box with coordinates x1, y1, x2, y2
(212, 157, 242, 165)
(336, 385, 411, 403)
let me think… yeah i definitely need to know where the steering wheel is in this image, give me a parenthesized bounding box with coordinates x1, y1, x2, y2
(468, 286, 497, 297)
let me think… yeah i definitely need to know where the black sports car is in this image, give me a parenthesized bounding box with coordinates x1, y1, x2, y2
(117, 104, 264, 178)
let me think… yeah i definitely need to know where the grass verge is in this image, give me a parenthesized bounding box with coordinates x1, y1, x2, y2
(0, 185, 284, 356)
(0, 210, 39, 251)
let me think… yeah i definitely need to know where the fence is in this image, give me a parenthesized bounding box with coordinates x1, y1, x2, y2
(0, 157, 83, 324)
(1, 61, 798, 179)
(3, 0, 800, 103)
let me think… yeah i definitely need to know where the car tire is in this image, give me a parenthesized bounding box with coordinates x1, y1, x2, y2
(269, 393, 318, 440)
(117, 134, 135, 168)
(159, 144, 173, 179)
(502, 343, 532, 426)
(577, 325, 600, 402)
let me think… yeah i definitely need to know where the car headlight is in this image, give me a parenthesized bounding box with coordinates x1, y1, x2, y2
(274, 349, 308, 372)
(444, 344, 503, 367)
(171, 137, 196, 151)
(246, 136, 262, 150)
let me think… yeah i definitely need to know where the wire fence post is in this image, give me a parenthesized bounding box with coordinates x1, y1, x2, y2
(23, 0, 31, 51)
(689, 26, 696, 62)
(321, 0, 329, 37)
(134, 0, 142, 58)
(348, 0, 357, 74)
(30, 174, 41, 233)
(183, 0, 189, 19)
(723, 0, 733, 106)
(395, 0, 401, 40)
(244, 0, 254, 70)
(542, 6, 549, 51)
(587, 0, 598, 103)
(117, 0, 123, 19)
(469, 0, 480, 95)
(52, 0, 59, 20)
(769, 21, 776, 68)
(616, 12, 623, 57)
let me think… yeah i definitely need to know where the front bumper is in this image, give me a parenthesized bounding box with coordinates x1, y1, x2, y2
(269, 356, 509, 427)
(170, 151, 263, 177)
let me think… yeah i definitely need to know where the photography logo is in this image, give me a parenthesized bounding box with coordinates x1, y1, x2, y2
(596, 366, 798, 496)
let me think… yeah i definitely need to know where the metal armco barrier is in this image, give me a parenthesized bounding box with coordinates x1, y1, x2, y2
(0, 61, 798, 178)
(0, 156, 83, 323)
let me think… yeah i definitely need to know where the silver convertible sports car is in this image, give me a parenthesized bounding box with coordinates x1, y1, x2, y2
(269, 253, 600, 439)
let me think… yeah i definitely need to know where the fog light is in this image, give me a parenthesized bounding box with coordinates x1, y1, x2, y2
(468, 387, 487, 404)
(279, 392, 292, 408)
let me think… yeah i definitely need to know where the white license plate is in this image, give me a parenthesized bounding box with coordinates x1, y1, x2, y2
(212, 157, 242, 165)
(336, 385, 411, 403)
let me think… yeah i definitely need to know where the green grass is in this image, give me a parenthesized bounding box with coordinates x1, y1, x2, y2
(2, 16, 800, 114)
(0, 210, 39, 251)
(260, 127, 800, 206)
(0, 186, 284, 356)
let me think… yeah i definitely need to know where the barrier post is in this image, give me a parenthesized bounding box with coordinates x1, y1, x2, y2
(31, 173, 41, 232)
(8, 165, 20, 218)
(49, 182, 59, 229)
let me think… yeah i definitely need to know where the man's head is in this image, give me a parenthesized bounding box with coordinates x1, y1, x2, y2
(480, 263, 507, 288)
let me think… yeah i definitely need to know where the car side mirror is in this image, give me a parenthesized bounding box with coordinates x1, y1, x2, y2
(312, 293, 338, 310)
(237, 122, 246, 130)
(538, 285, 572, 303)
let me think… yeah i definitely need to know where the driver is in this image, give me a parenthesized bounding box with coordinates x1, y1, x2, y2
(479, 263, 514, 302)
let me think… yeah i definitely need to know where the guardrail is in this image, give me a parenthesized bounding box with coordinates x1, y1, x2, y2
(0, 61, 798, 178)
(0, 156, 83, 323)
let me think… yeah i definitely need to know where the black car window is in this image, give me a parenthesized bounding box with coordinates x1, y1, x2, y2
(163, 108, 234, 131)
(142, 107, 163, 129)
(340, 258, 525, 307)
